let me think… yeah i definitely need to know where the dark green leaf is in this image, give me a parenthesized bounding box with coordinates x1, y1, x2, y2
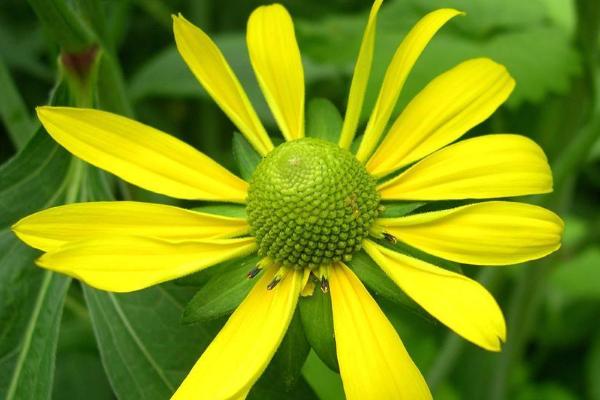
(233, 131, 262, 180)
(182, 254, 260, 323)
(0, 257, 70, 400)
(0, 131, 71, 227)
(0, 56, 37, 150)
(252, 310, 311, 394)
(249, 376, 319, 400)
(587, 332, 600, 400)
(83, 284, 221, 400)
(0, 82, 73, 400)
(298, 287, 338, 371)
(306, 98, 343, 143)
(27, 0, 96, 52)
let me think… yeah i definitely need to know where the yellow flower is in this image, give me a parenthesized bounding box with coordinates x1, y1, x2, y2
(12, 2, 563, 399)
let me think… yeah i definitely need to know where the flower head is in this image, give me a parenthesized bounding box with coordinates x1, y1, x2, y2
(13, 2, 563, 399)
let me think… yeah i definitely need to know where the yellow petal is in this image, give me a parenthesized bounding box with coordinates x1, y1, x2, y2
(172, 267, 303, 399)
(12, 201, 249, 252)
(363, 241, 506, 351)
(329, 262, 431, 400)
(172, 14, 273, 156)
(378, 134, 553, 200)
(355, 8, 463, 162)
(37, 236, 256, 292)
(247, 4, 305, 141)
(37, 107, 248, 202)
(367, 58, 515, 176)
(376, 201, 564, 265)
(338, 0, 383, 149)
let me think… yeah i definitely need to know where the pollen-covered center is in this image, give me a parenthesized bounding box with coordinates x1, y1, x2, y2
(247, 137, 380, 269)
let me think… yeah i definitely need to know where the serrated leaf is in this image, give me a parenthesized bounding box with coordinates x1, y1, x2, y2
(306, 98, 343, 143)
(128, 36, 337, 124)
(233, 132, 262, 180)
(182, 254, 260, 323)
(298, 288, 338, 372)
(298, 0, 580, 116)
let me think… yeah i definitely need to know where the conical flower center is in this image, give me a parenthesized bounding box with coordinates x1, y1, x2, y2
(247, 137, 380, 269)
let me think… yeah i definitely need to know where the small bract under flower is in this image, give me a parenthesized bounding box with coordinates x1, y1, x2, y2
(247, 138, 380, 269)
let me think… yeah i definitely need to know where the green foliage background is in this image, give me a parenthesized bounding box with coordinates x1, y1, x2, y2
(1, 0, 599, 399)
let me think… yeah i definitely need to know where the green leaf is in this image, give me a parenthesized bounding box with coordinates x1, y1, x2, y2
(0, 83, 73, 400)
(83, 284, 221, 399)
(233, 131, 262, 180)
(298, 287, 338, 372)
(0, 131, 71, 227)
(252, 310, 312, 395)
(380, 201, 424, 218)
(27, 0, 96, 52)
(347, 250, 415, 308)
(548, 247, 600, 303)
(388, 240, 463, 274)
(192, 204, 246, 218)
(587, 332, 600, 400)
(249, 377, 319, 400)
(0, 260, 71, 400)
(306, 98, 343, 143)
(301, 351, 345, 400)
(182, 254, 260, 323)
(298, 0, 580, 114)
(128, 36, 337, 123)
(128, 38, 274, 123)
(0, 56, 37, 150)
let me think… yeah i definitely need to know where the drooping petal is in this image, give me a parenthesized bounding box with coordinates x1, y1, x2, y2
(338, 0, 383, 149)
(247, 4, 305, 141)
(376, 201, 563, 265)
(378, 134, 553, 200)
(12, 201, 249, 252)
(36, 236, 256, 292)
(37, 107, 249, 202)
(355, 8, 463, 162)
(329, 262, 431, 400)
(172, 14, 273, 155)
(363, 240, 506, 351)
(367, 58, 515, 176)
(172, 267, 303, 399)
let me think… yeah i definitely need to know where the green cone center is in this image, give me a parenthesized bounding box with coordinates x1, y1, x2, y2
(247, 137, 380, 269)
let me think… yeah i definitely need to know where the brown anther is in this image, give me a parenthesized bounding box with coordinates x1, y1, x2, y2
(267, 276, 281, 290)
(247, 266, 262, 279)
(320, 276, 330, 293)
(383, 232, 398, 244)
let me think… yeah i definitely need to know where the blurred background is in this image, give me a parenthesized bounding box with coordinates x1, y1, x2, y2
(1, 0, 599, 399)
